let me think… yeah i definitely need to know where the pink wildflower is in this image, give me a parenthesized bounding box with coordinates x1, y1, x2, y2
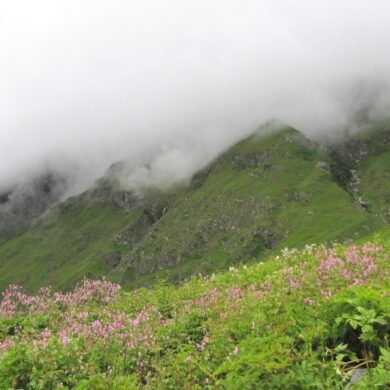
(303, 297, 314, 305)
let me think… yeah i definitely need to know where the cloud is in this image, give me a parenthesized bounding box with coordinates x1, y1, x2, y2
(0, 0, 389, 193)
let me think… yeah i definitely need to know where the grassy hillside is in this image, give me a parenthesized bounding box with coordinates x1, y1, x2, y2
(115, 127, 385, 289)
(0, 125, 388, 292)
(0, 229, 388, 388)
(0, 201, 139, 292)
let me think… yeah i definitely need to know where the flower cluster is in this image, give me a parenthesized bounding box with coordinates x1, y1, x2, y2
(315, 244, 381, 293)
(281, 242, 384, 301)
(53, 279, 120, 308)
(0, 240, 386, 389)
(0, 279, 120, 319)
(56, 307, 159, 349)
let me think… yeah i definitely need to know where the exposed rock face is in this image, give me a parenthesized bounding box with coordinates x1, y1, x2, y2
(329, 127, 390, 185)
(0, 171, 68, 242)
(230, 151, 289, 170)
(102, 252, 122, 268)
(114, 210, 161, 248)
(346, 369, 368, 390)
(89, 185, 142, 211)
(328, 126, 390, 218)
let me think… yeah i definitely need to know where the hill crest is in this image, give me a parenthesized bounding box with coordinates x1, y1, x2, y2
(0, 124, 388, 292)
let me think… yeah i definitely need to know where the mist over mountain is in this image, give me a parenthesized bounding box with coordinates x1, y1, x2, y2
(1, 0, 390, 198)
(0, 171, 69, 242)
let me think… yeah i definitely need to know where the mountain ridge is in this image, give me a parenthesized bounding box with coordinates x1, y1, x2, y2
(0, 124, 388, 292)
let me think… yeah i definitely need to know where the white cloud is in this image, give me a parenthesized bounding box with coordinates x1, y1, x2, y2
(0, 0, 389, 192)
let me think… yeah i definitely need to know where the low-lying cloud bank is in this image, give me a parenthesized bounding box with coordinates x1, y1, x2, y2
(0, 0, 390, 195)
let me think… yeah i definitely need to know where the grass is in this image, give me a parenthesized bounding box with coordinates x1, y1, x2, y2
(0, 201, 139, 292)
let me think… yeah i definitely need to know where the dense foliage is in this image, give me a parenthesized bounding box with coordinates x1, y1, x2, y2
(0, 231, 389, 389)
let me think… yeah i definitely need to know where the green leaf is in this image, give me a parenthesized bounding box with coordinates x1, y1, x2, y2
(349, 319, 358, 329)
(379, 348, 390, 363)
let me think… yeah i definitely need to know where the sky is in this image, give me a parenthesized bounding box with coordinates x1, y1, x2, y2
(0, 0, 390, 194)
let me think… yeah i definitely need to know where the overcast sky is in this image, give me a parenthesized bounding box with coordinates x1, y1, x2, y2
(1, 0, 390, 193)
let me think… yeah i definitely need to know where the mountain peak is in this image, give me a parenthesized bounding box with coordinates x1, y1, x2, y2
(0, 124, 388, 292)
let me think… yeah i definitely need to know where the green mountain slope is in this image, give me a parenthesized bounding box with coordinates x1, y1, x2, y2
(0, 201, 139, 291)
(113, 126, 385, 288)
(0, 125, 388, 292)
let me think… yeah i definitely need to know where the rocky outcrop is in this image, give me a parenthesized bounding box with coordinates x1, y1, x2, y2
(329, 126, 390, 214)
(0, 171, 68, 242)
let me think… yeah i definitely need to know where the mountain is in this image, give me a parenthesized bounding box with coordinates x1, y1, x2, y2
(0, 124, 388, 292)
(0, 171, 68, 244)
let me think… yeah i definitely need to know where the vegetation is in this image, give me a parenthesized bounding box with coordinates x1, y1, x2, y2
(0, 201, 139, 292)
(0, 229, 389, 388)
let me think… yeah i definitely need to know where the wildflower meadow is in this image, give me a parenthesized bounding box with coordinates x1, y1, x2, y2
(0, 235, 389, 389)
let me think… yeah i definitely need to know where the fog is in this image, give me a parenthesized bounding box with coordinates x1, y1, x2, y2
(1, 0, 390, 195)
